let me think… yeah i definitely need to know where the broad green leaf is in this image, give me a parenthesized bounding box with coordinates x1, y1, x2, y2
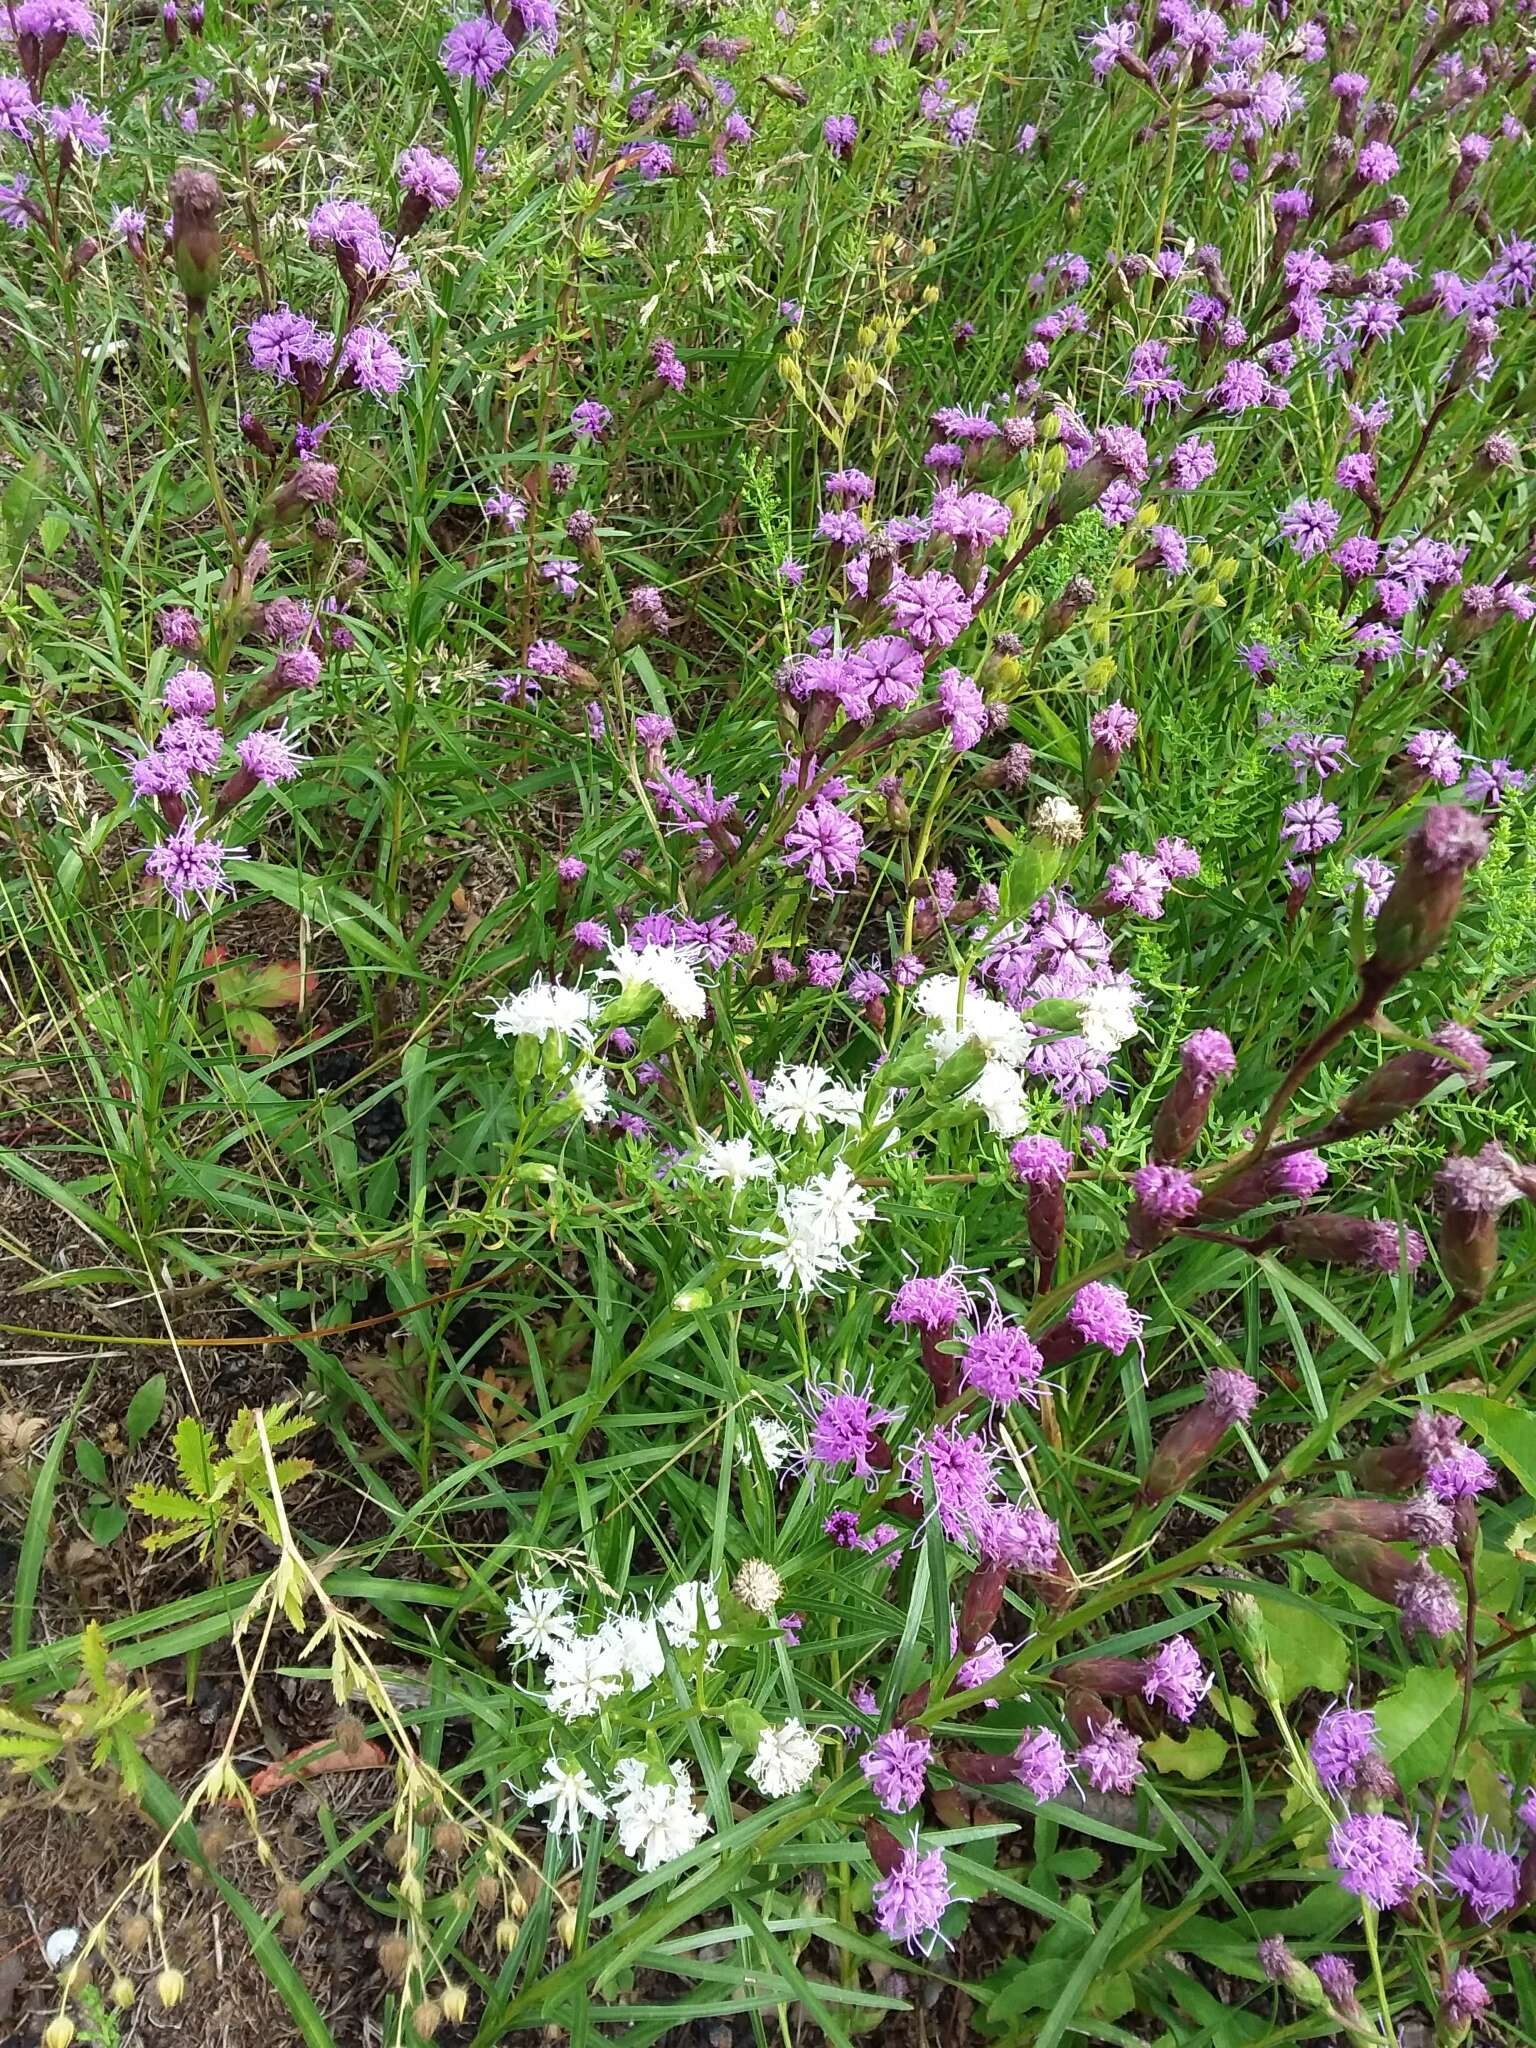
(1144, 1727, 1229, 1781)
(1374, 1664, 1461, 1787)
(125, 1373, 168, 1451)
(1248, 1591, 1348, 1703)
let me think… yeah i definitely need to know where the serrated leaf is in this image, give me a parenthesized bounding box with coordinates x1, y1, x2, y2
(174, 1416, 217, 1497)
(79, 1620, 108, 1696)
(1144, 1727, 1229, 1781)
(126, 1483, 214, 1522)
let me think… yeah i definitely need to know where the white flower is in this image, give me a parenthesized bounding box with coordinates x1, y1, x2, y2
(915, 973, 1033, 1069)
(754, 1159, 880, 1297)
(746, 1720, 820, 1799)
(695, 1133, 777, 1187)
(501, 1582, 576, 1659)
(592, 1608, 667, 1689)
(963, 1057, 1028, 1136)
(612, 1759, 712, 1871)
(1077, 980, 1141, 1055)
(485, 976, 595, 1048)
(542, 1631, 627, 1720)
(759, 1061, 864, 1136)
(600, 942, 709, 1023)
(656, 1578, 720, 1652)
(566, 1064, 610, 1124)
(738, 1416, 798, 1472)
(524, 1756, 609, 1864)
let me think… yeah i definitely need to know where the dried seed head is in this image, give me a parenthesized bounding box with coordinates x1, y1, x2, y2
(432, 1820, 467, 1861)
(441, 1982, 469, 2023)
(731, 1558, 784, 1614)
(557, 1906, 579, 1950)
(156, 1968, 186, 2011)
(378, 1933, 411, 1982)
(198, 1819, 231, 1863)
(118, 1914, 152, 1955)
(474, 1872, 499, 1911)
(494, 1916, 520, 1953)
(412, 2000, 443, 2040)
(334, 1715, 367, 1756)
(385, 1829, 411, 1866)
(276, 1882, 305, 1920)
(43, 2019, 76, 2048)
(109, 1977, 135, 2011)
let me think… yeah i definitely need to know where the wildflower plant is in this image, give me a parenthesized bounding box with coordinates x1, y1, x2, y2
(2, 0, 1536, 2039)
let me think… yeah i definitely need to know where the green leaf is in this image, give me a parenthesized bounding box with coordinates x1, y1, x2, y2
(1144, 1727, 1229, 1781)
(1436, 1394, 1536, 1501)
(11, 1376, 92, 1658)
(1373, 1664, 1462, 1787)
(74, 1437, 110, 1489)
(173, 1416, 217, 1498)
(125, 1373, 168, 1451)
(1247, 1591, 1348, 1704)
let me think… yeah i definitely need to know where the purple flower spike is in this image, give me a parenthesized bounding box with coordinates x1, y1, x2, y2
(861, 1728, 931, 1814)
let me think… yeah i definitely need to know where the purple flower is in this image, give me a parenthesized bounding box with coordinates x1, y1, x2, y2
(1076, 1718, 1143, 1793)
(1141, 1636, 1211, 1721)
(1068, 1282, 1144, 1357)
(1356, 139, 1399, 184)
(1156, 837, 1200, 880)
(248, 305, 331, 384)
(1442, 1834, 1519, 1922)
(861, 1728, 931, 1814)
(0, 79, 36, 141)
(571, 399, 612, 441)
(440, 14, 512, 86)
(872, 1845, 952, 1954)
(1279, 498, 1340, 561)
(822, 113, 858, 159)
(1166, 435, 1217, 491)
(1130, 1162, 1201, 1228)
(1310, 1701, 1379, 1794)
(1281, 795, 1342, 854)
(1013, 1728, 1070, 1802)
(1395, 1556, 1461, 1638)
(804, 1381, 896, 1479)
(236, 723, 305, 786)
(885, 569, 972, 651)
(1443, 1969, 1492, 2027)
(1465, 758, 1529, 807)
(142, 811, 239, 915)
(1105, 851, 1169, 918)
(1313, 1956, 1360, 2012)
(1268, 1150, 1329, 1199)
(938, 668, 987, 751)
(1009, 1135, 1072, 1186)
(1181, 1029, 1235, 1087)
(45, 95, 109, 154)
(307, 198, 390, 274)
(889, 1269, 971, 1332)
(960, 1318, 1044, 1406)
(340, 324, 410, 397)
(1329, 1812, 1425, 1910)
(1086, 708, 1135, 765)
(1204, 1367, 1259, 1421)
(930, 488, 1010, 548)
(162, 665, 215, 716)
(396, 145, 461, 209)
(902, 1424, 998, 1546)
(783, 797, 864, 892)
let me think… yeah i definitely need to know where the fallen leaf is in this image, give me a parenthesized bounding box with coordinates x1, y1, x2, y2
(247, 1736, 388, 1797)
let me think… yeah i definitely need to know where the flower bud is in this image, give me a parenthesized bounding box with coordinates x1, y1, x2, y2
(1273, 1493, 1455, 1547)
(1312, 1024, 1489, 1141)
(1152, 1029, 1236, 1164)
(1365, 805, 1489, 990)
(167, 164, 223, 317)
(1140, 1368, 1259, 1504)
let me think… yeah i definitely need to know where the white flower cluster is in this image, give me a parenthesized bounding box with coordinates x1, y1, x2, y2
(521, 1719, 820, 1875)
(914, 972, 1033, 1137)
(485, 942, 711, 1130)
(502, 1577, 721, 1723)
(759, 1060, 864, 1135)
(755, 1158, 881, 1297)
